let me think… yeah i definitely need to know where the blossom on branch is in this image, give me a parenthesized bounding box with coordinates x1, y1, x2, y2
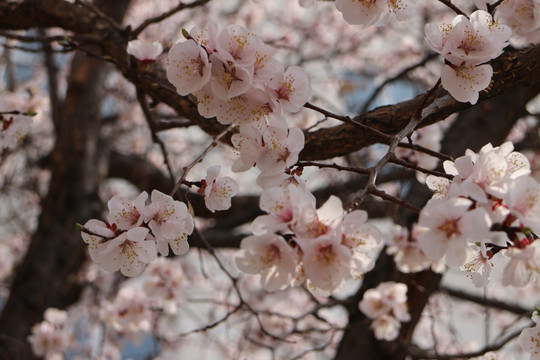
(417, 197, 492, 267)
(425, 10, 511, 104)
(145, 190, 194, 256)
(81, 190, 194, 276)
(235, 234, 297, 291)
(199, 165, 239, 213)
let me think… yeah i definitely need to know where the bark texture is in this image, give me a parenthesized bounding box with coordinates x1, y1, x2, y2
(0, 2, 131, 359)
(0, 1, 538, 359)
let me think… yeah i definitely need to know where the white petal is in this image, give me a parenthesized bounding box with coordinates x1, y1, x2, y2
(441, 64, 493, 105)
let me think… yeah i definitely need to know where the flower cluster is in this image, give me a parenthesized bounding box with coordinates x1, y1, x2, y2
(358, 281, 410, 341)
(490, 0, 540, 43)
(1, 113, 32, 150)
(235, 184, 383, 295)
(81, 190, 194, 277)
(418, 142, 540, 287)
(425, 10, 511, 104)
(28, 308, 70, 360)
(335, 0, 416, 26)
(166, 22, 310, 187)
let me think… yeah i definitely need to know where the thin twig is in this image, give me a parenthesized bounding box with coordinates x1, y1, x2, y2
(169, 124, 234, 197)
(136, 89, 175, 186)
(131, 0, 211, 37)
(295, 161, 372, 176)
(347, 79, 441, 211)
(409, 325, 528, 359)
(397, 141, 454, 162)
(361, 53, 438, 113)
(75, 0, 125, 33)
(437, 0, 469, 17)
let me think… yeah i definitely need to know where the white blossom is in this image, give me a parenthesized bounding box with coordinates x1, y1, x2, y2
(235, 234, 297, 291)
(200, 165, 239, 213)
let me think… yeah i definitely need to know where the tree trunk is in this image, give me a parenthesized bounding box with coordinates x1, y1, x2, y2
(0, 2, 130, 358)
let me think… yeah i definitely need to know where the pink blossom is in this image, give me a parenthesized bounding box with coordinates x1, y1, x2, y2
(497, 0, 540, 43)
(235, 234, 297, 291)
(371, 314, 401, 341)
(200, 165, 239, 213)
(144, 190, 194, 256)
(209, 55, 253, 100)
(231, 128, 263, 172)
(359, 288, 392, 319)
(426, 11, 511, 67)
(462, 242, 494, 288)
(268, 66, 311, 113)
(440, 64, 493, 105)
(301, 236, 352, 292)
(504, 176, 540, 234)
(358, 281, 410, 341)
(107, 191, 148, 230)
(417, 197, 492, 267)
(167, 39, 211, 96)
(252, 184, 316, 235)
(104, 287, 153, 334)
(257, 126, 305, 175)
(501, 241, 540, 287)
(90, 227, 157, 277)
(386, 225, 434, 273)
(335, 0, 415, 26)
(213, 24, 259, 68)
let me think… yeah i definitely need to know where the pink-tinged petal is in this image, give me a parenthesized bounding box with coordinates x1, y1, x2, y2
(388, 0, 416, 21)
(350, 251, 375, 278)
(107, 192, 147, 230)
(417, 231, 447, 261)
(235, 234, 296, 291)
(209, 55, 253, 100)
(441, 64, 493, 104)
(168, 234, 189, 256)
(519, 316, 540, 358)
(302, 237, 351, 292)
(335, 0, 385, 26)
(316, 196, 344, 225)
(194, 85, 225, 118)
(167, 40, 211, 96)
(81, 219, 114, 246)
(269, 66, 311, 113)
(94, 236, 125, 273)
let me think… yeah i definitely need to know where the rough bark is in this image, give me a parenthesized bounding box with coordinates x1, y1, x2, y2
(0, 2, 131, 359)
(0, 1, 539, 161)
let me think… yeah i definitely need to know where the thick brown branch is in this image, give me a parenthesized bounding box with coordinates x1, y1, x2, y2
(1, 1, 538, 162)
